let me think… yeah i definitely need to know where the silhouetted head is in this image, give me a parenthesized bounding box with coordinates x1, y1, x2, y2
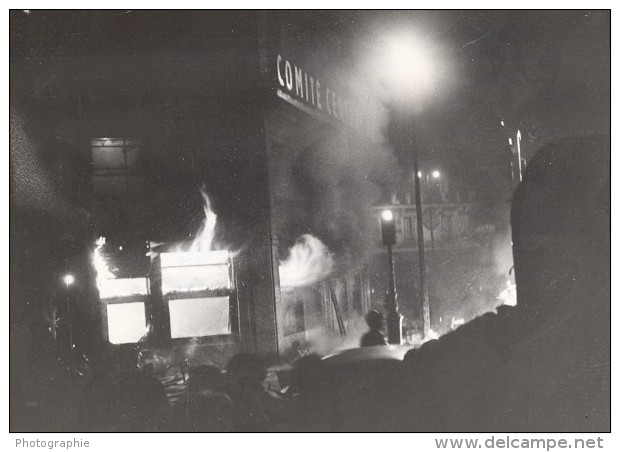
(365, 309, 384, 331)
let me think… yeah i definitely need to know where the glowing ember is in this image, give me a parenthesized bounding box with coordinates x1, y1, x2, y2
(279, 234, 334, 289)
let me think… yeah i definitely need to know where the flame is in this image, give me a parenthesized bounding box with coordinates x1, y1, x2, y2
(94, 236, 115, 280)
(160, 252, 231, 294)
(177, 187, 218, 253)
(159, 189, 233, 294)
(93, 236, 148, 299)
(279, 234, 335, 289)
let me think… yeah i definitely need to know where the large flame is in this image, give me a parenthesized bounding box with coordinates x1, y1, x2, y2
(279, 234, 335, 289)
(160, 188, 232, 294)
(179, 187, 218, 253)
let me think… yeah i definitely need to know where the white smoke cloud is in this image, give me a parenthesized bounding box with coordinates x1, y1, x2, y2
(279, 234, 335, 289)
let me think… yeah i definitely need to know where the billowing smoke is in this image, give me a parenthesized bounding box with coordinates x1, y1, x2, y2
(303, 312, 369, 355)
(279, 234, 335, 289)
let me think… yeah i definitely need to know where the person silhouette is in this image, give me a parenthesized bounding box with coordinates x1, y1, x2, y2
(360, 310, 387, 347)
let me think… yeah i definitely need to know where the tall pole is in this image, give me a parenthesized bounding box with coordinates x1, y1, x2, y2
(385, 243, 402, 344)
(65, 281, 74, 352)
(516, 129, 523, 182)
(387, 244, 396, 302)
(411, 135, 431, 338)
(429, 206, 435, 253)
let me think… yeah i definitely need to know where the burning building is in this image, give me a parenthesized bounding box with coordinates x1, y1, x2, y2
(11, 11, 529, 362)
(9, 12, 389, 362)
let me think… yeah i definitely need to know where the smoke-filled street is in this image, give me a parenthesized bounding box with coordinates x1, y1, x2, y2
(9, 9, 610, 434)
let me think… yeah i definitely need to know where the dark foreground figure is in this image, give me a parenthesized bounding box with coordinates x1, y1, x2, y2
(361, 310, 388, 347)
(332, 136, 610, 432)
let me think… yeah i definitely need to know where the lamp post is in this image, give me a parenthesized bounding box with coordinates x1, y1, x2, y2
(412, 151, 431, 338)
(382, 33, 435, 338)
(380, 209, 402, 344)
(516, 129, 523, 182)
(63, 274, 75, 352)
(420, 170, 441, 253)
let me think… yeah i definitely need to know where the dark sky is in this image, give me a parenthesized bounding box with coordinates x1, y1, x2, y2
(10, 9, 609, 212)
(10, 9, 609, 150)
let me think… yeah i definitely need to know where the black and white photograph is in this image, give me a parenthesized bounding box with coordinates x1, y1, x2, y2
(8, 6, 611, 439)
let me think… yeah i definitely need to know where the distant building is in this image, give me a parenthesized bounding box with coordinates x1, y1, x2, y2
(365, 176, 513, 336)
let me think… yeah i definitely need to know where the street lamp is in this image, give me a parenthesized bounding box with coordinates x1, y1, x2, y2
(63, 274, 75, 351)
(380, 209, 402, 344)
(382, 32, 436, 339)
(381, 209, 394, 222)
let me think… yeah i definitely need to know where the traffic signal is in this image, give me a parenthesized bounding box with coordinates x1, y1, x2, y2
(381, 210, 396, 246)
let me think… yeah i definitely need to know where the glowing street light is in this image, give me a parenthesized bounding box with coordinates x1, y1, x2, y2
(63, 273, 75, 351)
(381, 33, 436, 104)
(381, 209, 394, 222)
(379, 208, 399, 343)
(383, 32, 436, 340)
(432, 170, 441, 179)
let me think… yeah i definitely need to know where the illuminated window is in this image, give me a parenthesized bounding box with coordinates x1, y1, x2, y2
(160, 251, 231, 294)
(169, 297, 231, 338)
(106, 302, 147, 344)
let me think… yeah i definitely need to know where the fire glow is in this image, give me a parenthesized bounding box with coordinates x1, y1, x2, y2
(498, 280, 517, 306)
(279, 234, 335, 289)
(160, 250, 231, 294)
(160, 189, 232, 294)
(177, 187, 218, 253)
(93, 237, 149, 299)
